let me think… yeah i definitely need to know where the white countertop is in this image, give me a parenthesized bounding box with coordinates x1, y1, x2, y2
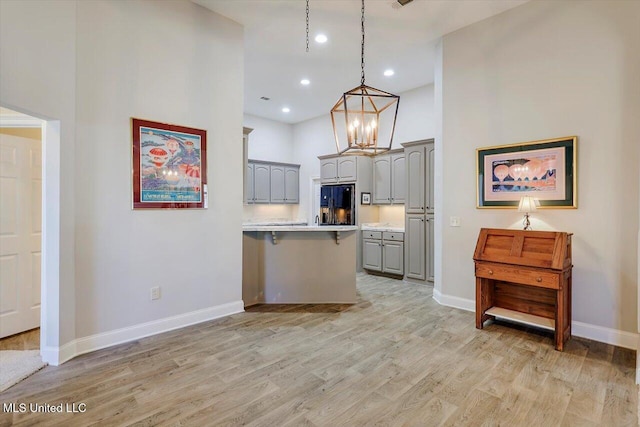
(360, 223, 405, 233)
(243, 225, 358, 232)
(242, 220, 307, 226)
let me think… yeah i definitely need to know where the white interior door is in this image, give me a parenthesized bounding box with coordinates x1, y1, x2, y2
(0, 133, 42, 338)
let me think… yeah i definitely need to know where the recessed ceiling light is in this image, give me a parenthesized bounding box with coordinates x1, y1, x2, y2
(384, 69, 395, 77)
(282, 107, 291, 113)
(300, 79, 310, 86)
(315, 34, 328, 43)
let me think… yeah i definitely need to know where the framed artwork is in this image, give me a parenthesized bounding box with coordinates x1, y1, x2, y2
(132, 118, 207, 209)
(476, 136, 577, 208)
(361, 192, 371, 205)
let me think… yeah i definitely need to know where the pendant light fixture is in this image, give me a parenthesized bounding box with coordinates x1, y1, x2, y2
(330, 0, 400, 155)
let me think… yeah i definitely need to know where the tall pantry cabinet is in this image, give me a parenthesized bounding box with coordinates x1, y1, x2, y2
(402, 139, 435, 282)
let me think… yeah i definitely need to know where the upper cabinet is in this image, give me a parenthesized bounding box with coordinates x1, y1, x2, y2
(246, 160, 299, 204)
(319, 155, 369, 184)
(373, 151, 405, 205)
(402, 139, 434, 214)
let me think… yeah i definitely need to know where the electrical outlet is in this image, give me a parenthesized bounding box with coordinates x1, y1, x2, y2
(151, 286, 161, 300)
(450, 216, 461, 227)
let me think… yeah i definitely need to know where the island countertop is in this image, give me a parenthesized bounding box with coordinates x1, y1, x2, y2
(243, 225, 358, 232)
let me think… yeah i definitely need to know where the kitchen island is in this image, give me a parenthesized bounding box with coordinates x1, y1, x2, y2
(242, 225, 358, 306)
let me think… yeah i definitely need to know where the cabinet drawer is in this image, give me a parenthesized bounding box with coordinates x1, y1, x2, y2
(475, 264, 560, 289)
(382, 231, 404, 242)
(362, 231, 382, 240)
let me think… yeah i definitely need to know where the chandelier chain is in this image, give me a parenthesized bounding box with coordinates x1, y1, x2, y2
(361, 0, 365, 85)
(306, 0, 310, 53)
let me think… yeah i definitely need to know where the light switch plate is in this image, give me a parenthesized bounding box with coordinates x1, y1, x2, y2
(450, 216, 461, 227)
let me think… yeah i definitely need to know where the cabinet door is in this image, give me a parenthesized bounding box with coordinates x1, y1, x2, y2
(405, 214, 425, 280)
(337, 157, 357, 182)
(383, 241, 404, 275)
(426, 142, 434, 213)
(246, 163, 255, 204)
(363, 239, 382, 271)
(284, 167, 299, 203)
(320, 159, 338, 183)
(270, 165, 285, 203)
(405, 145, 425, 213)
(253, 163, 271, 203)
(372, 155, 391, 204)
(391, 153, 405, 204)
(426, 215, 434, 282)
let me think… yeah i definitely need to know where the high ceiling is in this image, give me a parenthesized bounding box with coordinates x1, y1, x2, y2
(194, 0, 528, 124)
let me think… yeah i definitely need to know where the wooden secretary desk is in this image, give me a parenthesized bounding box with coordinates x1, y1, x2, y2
(473, 228, 573, 351)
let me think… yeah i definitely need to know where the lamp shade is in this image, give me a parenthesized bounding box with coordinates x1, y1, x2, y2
(518, 196, 539, 213)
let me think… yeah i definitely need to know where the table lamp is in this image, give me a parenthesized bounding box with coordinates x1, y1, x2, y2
(518, 196, 539, 230)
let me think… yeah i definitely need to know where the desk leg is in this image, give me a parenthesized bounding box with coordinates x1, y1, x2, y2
(476, 278, 494, 329)
(555, 286, 564, 351)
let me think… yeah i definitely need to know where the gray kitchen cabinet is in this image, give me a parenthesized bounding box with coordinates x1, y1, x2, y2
(363, 239, 382, 271)
(247, 160, 299, 204)
(405, 144, 425, 213)
(270, 165, 299, 204)
(284, 167, 299, 203)
(338, 157, 357, 182)
(426, 214, 434, 281)
(270, 165, 286, 203)
(405, 214, 425, 280)
(363, 231, 404, 275)
(320, 158, 338, 183)
(426, 143, 434, 213)
(246, 162, 271, 204)
(391, 153, 406, 204)
(373, 151, 405, 205)
(246, 163, 255, 204)
(318, 155, 369, 184)
(382, 232, 404, 275)
(372, 155, 391, 204)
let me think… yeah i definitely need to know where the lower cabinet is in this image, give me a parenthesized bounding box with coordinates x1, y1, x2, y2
(405, 214, 434, 282)
(363, 231, 404, 276)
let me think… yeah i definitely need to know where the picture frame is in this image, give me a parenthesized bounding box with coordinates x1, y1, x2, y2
(476, 136, 577, 208)
(361, 192, 371, 205)
(132, 118, 207, 209)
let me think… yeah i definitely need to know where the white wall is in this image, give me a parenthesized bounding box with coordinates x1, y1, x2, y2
(393, 85, 435, 146)
(74, 1, 243, 337)
(292, 84, 435, 221)
(244, 114, 294, 163)
(439, 0, 640, 344)
(1, 0, 244, 361)
(0, 0, 78, 351)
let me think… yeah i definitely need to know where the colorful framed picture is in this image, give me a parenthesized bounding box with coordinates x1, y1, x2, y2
(132, 118, 207, 209)
(361, 192, 371, 205)
(476, 136, 577, 208)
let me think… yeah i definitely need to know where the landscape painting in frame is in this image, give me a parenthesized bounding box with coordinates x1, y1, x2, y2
(476, 136, 577, 208)
(132, 118, 207, 209)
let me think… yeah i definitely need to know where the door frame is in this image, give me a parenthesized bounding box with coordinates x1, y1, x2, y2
(1, 106, 61, 365)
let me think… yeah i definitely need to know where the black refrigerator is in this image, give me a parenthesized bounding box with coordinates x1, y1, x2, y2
(319, 184, 355, 225)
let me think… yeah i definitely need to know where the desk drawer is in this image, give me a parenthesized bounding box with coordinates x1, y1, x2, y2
(475, 264, 559, 289)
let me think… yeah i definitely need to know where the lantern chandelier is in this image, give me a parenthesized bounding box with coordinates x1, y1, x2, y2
(330, 0, 400, 155)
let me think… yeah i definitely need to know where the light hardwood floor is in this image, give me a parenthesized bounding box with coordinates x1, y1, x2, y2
(0, 274, 637, 426)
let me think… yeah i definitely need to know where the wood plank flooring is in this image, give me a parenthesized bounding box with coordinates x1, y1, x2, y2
(0, 274, 637, 426)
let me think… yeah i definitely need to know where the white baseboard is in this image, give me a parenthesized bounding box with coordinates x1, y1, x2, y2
(41, 301, 244, 366)
(433, 288, 475, 312)
(432, 291, 638, 350)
